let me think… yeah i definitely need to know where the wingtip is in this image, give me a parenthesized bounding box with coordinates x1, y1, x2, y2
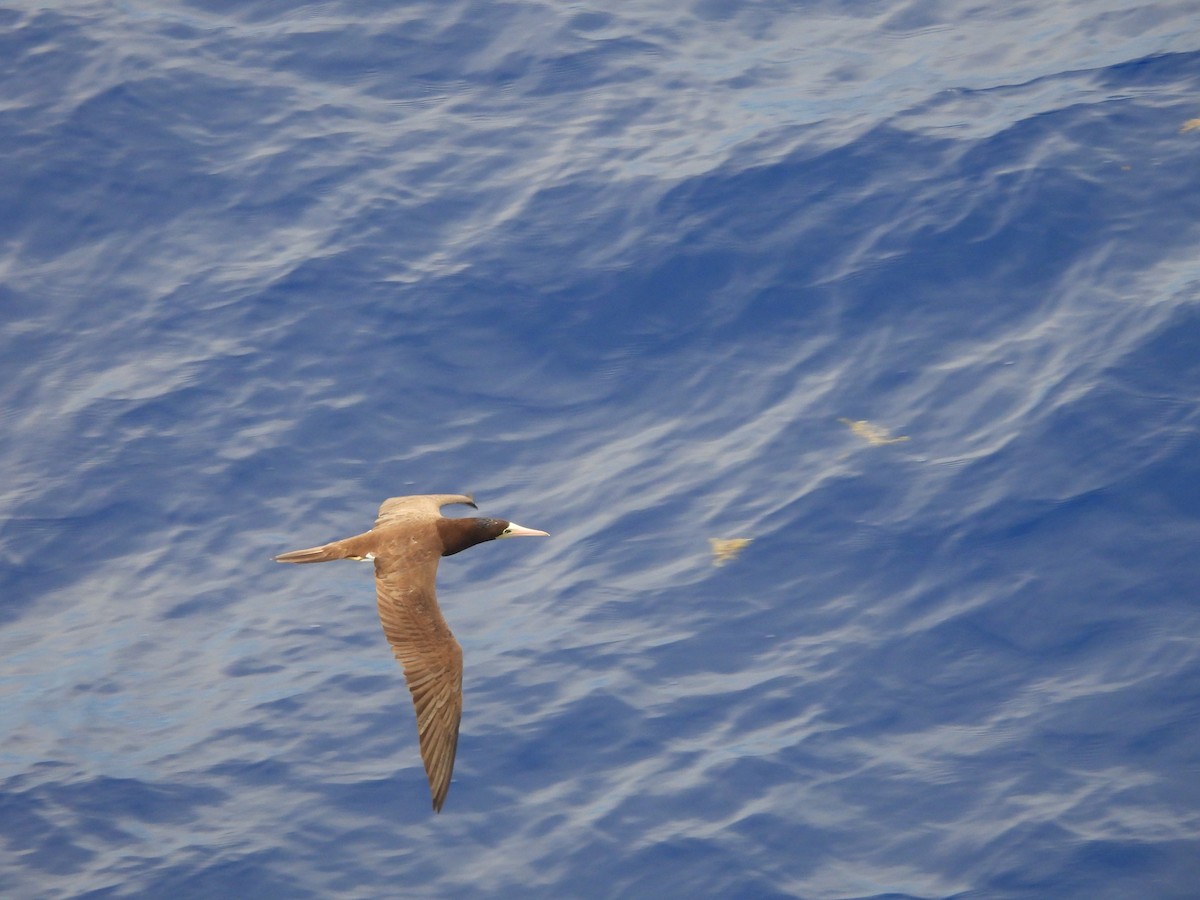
(431, 787, 449, 813)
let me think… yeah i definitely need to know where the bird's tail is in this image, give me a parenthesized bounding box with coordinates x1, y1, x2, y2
(274, 532, 375, 564)
(274, 544, 344, 564)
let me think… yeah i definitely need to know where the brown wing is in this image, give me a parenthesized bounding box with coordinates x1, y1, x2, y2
(374, 494, 476, 528)
(373, 552, 464, 813)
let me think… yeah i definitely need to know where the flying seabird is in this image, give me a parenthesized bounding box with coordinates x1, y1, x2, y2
(274, 493, 549, 812)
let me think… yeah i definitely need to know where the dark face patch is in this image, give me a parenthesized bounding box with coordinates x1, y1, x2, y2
(438, 517, 509, 556)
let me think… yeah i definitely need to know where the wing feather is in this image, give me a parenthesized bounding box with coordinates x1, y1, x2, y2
(373, 553, 464, 813)
(374, 494, 476, 527)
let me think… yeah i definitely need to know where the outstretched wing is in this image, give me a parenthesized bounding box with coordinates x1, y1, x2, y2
(375, 494, 476, 527)
(373, 553, 464, 813)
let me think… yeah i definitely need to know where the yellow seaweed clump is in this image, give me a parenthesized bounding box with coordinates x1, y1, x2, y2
(839, 418, 910, 445)
(709, 537, 752, 566)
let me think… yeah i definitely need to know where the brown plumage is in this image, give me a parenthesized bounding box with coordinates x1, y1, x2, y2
(274, 493, 549, 812)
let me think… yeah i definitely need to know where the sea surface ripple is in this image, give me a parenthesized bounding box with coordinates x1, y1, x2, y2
(2, 2, 1200, 898)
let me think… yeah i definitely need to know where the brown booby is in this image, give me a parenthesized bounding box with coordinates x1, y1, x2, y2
(274, 493, 549, 812)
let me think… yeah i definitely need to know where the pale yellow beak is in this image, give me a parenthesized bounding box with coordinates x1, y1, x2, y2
(499, 522, 550, 538)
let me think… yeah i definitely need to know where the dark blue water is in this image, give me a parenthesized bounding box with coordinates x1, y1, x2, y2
(3, 3, 1200, 898)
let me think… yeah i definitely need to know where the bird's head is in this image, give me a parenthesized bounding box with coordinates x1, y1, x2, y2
(438, 517, 549, 556)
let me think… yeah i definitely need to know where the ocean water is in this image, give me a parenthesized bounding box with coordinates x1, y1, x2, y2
(3, 2, 1200, 897)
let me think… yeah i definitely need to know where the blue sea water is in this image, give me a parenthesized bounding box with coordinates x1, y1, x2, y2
(3, 1, 1200, 897)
